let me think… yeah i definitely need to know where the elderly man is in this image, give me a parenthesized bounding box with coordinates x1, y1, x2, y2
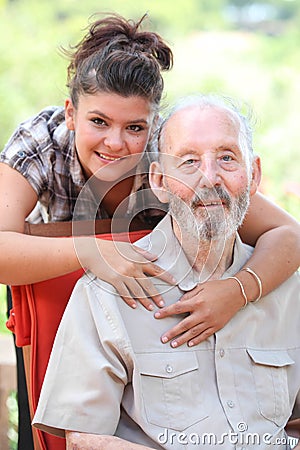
(33, 95, 300, 449)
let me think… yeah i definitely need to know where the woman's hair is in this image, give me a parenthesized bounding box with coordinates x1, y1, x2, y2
(62, 14, 173, 110)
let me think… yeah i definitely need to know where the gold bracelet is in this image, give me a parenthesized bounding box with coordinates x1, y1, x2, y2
(227, 276, 248, 309)
(241, 267, 262, 303)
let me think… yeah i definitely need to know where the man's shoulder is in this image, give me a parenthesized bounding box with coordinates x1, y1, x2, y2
(67, 272, 127, 329)
(76, 271, 120, 299)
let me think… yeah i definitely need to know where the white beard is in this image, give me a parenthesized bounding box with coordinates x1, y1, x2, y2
(168, 185, 250, 243)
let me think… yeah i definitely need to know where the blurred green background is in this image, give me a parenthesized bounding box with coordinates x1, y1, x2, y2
(0, 2, 299, 447)
(0, 0, 300, 218)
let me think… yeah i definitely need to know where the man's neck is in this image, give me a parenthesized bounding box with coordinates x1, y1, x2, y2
(172, 220, 236, 281)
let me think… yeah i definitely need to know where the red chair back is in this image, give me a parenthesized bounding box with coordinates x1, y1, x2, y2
(8, 220, 153, 450)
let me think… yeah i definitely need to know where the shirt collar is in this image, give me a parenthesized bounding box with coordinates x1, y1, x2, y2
(52, 122, 86, 188)
(69, 134, 86, 188)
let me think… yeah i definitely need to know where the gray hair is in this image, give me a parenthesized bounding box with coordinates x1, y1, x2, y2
(158, 94, 255, 173)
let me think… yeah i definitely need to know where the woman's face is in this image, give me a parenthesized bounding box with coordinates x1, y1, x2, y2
(65, 92, 155, 181)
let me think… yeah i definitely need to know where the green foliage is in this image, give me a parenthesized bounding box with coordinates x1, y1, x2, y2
(7, 390, 18, 450)
(0, 284, 8, 334)
(0, 0, 299, 219)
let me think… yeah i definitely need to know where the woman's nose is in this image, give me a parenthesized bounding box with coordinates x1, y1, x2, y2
(103, 129, 123, 152)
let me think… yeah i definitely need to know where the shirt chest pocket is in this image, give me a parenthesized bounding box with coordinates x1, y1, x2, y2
(247, 349, 294, 426)
(136, 352, 209, 431)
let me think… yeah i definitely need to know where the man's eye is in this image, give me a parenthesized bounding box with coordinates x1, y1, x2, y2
(221, 155, 233, 162)
(183, 159, 196, 165)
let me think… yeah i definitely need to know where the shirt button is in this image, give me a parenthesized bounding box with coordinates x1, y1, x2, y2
(165, 364, 173, 374)
(17, 151, 26, 158)
(219, 348, 225, 357)
(227, 400, 235, 408)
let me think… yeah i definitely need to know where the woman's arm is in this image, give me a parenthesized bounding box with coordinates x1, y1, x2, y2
(66, 432, 155, 450)
(0, 163, 174, 309)
(285, 419, 300, 439)
(155, 191, 300, 347)
(237, 191, 300, 296)
(0, 162, 86, 284)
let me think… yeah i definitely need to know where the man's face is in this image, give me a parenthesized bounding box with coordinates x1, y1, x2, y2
(156, 106, 254, 241)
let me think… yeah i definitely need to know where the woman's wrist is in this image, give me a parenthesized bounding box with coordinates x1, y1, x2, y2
(72, 235, 97, 272)
(223, 277, 247, 310)
(235, 268, 262, 303)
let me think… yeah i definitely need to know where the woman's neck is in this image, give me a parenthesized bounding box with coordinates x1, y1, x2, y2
(89, 175, 135, 218)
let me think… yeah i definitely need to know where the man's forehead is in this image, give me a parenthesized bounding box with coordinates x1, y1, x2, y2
(162, 105, 240, 151)
(167, 105, 238, 131)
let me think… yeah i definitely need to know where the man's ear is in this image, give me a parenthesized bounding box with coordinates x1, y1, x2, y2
(65, 98, 75, 131)
(149, 161, 169, 204)
(250, 156, 262, 196)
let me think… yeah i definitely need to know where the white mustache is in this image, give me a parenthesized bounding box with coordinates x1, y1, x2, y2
(190, 187, 231, 209)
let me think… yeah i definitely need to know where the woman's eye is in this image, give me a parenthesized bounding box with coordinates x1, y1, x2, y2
(128, 125, 144, 132)
(91, 118, 106, 125)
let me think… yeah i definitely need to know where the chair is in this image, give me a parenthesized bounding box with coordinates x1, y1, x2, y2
(7, 218, 154, 450)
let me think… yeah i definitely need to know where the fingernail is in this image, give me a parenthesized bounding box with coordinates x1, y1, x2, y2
(188, 341, 194, 347)
(148, 304, 154, 311)
(158, 300, 165, 307)
(154, 311, 161, 318)
(171, 341, 178, 348)
(161, 336, 168, 343)
(131, 303, 137, 309)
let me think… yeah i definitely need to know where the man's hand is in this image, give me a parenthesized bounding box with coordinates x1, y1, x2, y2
(154, 278, 245, 347)
(66, 431, 155, 449)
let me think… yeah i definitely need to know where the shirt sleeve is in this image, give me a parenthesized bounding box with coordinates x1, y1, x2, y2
(32, 276, 130, 437)
(0, 113, 52, 196)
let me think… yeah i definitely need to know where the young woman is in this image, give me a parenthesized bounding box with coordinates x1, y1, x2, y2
(0, 13, 299, 449)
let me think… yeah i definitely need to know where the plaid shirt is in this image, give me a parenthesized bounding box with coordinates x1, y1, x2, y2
(0, 106, 166, 225)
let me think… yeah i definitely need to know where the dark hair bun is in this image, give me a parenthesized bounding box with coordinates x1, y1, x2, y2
(66, 14, 173, 82)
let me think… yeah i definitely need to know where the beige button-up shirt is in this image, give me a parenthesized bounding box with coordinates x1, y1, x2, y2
(33, 215, 300, 449)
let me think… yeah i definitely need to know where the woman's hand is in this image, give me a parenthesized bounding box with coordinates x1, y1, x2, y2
(285, 419, 300, 448)
(66, 431, 154, 449)
(154, 278, 244, 347)
(75, 237, 176, 310)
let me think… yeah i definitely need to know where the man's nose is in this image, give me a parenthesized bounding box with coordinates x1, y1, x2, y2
(197, 158, 221, 188)
(104, 129, 123, 152)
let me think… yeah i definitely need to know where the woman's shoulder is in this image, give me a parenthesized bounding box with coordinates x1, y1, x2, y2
(1, 106, 70, 160)
(20, 105, 66, 140)
(0, 105, 78, 199)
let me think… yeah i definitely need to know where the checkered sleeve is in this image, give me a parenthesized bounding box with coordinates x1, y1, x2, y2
(0, 107, 61, 196)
